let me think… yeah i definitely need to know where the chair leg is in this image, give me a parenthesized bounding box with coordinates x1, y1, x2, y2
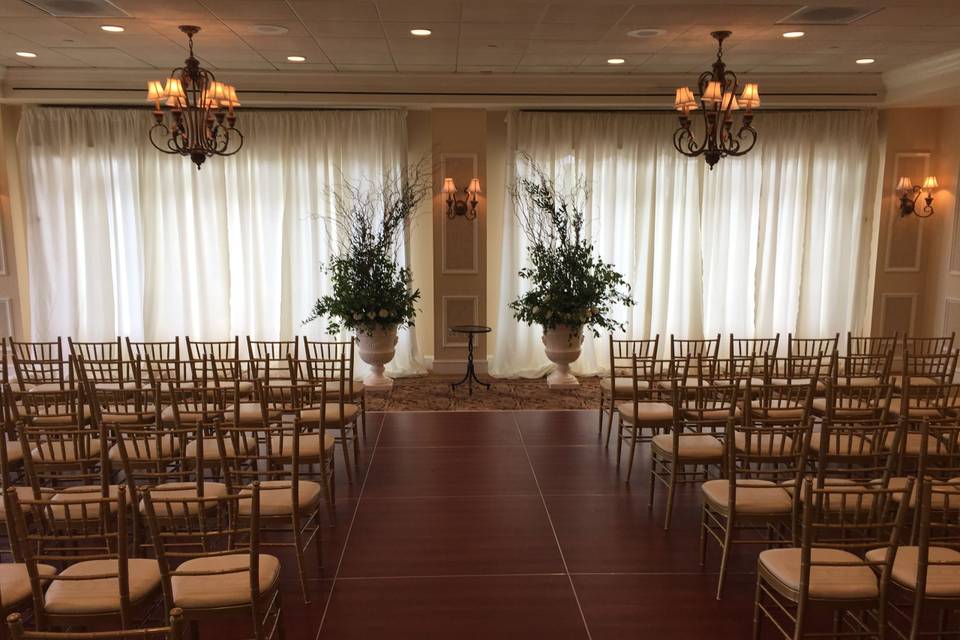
(663, 462, 678, 530)
(339, 435, 354, 485)
(291, 519, 310, 604)
(598, 390, 605, 435)
(752, 575, 764, 640)
(616, 420, 624, 467)
(699, 506, 709, 567)
(352, 423, 361, 469)
(360, 394, 367, 441)
(625, 425, 640, 483)
(605, 395, 616, 446)
(648, 454, 657, 510)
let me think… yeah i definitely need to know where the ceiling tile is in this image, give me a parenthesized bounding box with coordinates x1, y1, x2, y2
(265, 61, 336, 71)
(540, 3, 630, 25)
(388, 37, 458, 53)
(518, 51, 586, 65)
(376, 1, 461, 22)
(200, 0, 298, 20)
(243, 35, 323, 54)
(460, 22, 538, 39)
(580, 53, 651, 66)
(302, 21, 384, 38)
(51, 46, 152, 67)
(325, 49, 394, 64)
(528, 23, 613, 40)
(457, 49, 523, 65)
(316, 36, 390, 53)
(396, 62, 456, 71)
(110, 0, 212, 20)
(381, 22, 460, 39)
(333, 63, 396, 71)
(457, 64, 517, 73)
(0, 0, 47, 17)
(460, 1, 546, 24)
(223, 19, 312, 38)
(457, 37, 529, 53)
(289, 0, 379, 21)
(514, 65, 574, 73)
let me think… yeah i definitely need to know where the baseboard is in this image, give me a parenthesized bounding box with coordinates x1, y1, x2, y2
(431, 358, 489, 375)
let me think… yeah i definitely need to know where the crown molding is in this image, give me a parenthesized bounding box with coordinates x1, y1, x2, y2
(884, 49, 960, 107)
(0, 67, 885, 110)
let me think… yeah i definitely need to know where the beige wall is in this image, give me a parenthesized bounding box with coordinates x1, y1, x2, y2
(872, 107, 960, 340)
(0, 105, 25, 340)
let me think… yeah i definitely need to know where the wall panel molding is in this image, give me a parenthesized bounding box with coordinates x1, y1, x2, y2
(884, 152, 929, 273)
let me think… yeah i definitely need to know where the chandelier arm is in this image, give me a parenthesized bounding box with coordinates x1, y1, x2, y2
(148, 123, 181, 155)
(726, 124, 758, 157)
(217, 129, 245, 157)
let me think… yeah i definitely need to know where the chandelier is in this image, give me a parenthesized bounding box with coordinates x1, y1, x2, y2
(672, 31, 760, 169)
(146, 25, 243, 170)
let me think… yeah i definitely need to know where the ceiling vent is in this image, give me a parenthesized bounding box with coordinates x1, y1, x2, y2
(776, 5, 882, 25)
(627, 28, 668, 39)
(21, 0, 128, 18)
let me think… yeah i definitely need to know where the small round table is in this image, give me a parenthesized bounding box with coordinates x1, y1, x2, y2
(449, 325, 491, 395)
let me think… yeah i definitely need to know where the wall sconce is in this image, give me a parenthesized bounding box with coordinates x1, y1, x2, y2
(897, 175, 938, 218)
(442, 177, 481, 220)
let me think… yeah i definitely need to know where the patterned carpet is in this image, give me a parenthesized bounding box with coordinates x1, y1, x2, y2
(365, 374, 601, 411)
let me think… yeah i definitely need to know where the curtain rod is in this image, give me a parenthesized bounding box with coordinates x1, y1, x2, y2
(34, 104, 401, 112)
(520, 107, 871, 114)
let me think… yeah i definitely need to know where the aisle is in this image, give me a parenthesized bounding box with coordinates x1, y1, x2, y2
(304, 410, 755, 639)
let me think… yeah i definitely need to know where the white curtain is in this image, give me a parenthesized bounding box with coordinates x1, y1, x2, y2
(491, 110, 879, 377)
(18, 107, 426, 377)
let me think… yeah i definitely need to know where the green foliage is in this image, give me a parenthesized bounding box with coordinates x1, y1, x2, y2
(305, 165, 426, 334)
(508, 159, 635, 337)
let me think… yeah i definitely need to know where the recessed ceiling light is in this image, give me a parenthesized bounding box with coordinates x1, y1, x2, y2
(627, 28, 667, 39)
(410, 28, 432, 36)
(607, 58, 626, 65)
(287, 55, 306, 62)
(15, 51, 36, 58)
(100, 25, 125, 32)
(782, 31, 804, 38)
(856, 57, 875, 64)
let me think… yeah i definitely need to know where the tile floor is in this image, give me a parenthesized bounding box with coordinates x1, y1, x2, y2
(249, 410, 769, 639)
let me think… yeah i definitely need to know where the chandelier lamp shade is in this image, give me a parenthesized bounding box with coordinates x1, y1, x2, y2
(672, 30, 760, 169)
(146, 25, 242, 170)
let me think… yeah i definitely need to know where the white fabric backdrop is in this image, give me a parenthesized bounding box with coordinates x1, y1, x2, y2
(491, 110, 880, 377)
(18, 107, 426, 376)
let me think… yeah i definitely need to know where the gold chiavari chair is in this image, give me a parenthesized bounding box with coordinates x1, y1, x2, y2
(651, 358, 739, 529)
(847, 332, 899, 358)
(218, 396, 325, 603)
(296, 355, 360, 484)
(730, 334, 780, 360)
(141, 485, 282, 640)
(764, 354, 826, 397)
(811, 366, 893, 423)
(303, 337, 368, 440)
(6, 608, 184, 640)
(895, 349, 959, 392)
(753, 478, 912, 640)
(615, 355, 675, 469)
(69, 338, 134, 390)
(185, 337, 254, 397)
(599, 336, 659, 439)
(893, 373, 960, 424)
(8, 338, 68, 394)
(246, 338, 298, 386)
(7, 486, 161, 631)
(670, 333, 721, 380)
(127, 340, 184, 389)
(701, 397, 814, 599)
(788, 333, 839, 388)
(905, 334, 957, 357)
(882, 479, 960, 639)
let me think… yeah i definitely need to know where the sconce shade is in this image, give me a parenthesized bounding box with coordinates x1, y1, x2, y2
(222, 84, 240, 108)
(467, 178, 481, 195)
(703, 81, 722, 104)
(740, 83, 760, 109)
(721, 91, 739, 111)
(923, 175, 939, 190)
(442, 177, 457, 194)
(896, 176, 913, 192)
(146, 80, 165, 102)
(674, 87, 697, 112)
(163, 78, 186, 108)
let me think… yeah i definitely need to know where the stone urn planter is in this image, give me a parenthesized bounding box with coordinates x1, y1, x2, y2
(357, 325, 399, 390)
(542, 324, 584, 389)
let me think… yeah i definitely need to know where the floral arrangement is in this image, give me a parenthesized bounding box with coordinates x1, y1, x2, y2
(508, 159, 635, 337)
(306, 166, 426, 334)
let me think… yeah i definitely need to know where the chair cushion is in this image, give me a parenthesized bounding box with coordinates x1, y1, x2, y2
(238, 480, 323, 516)
(268, 432, 335, 459)
(749, 399, 806, 419)
(140, 482, 228, 516)
(651, 433, 723, 459)
(600, 377, 649, 396)
(883, 431, 944, 456)
(865, 546, 960, 596)
(733, 431, 794, 456)
(30, 406, 92, 426)
(0, 562, 56, 606)
(301, 403, 359, 426)
(50, 485, 121, 519)
(811, 397, 879, 417)
(617, 401, 674, 424)
(702, 479, 793, 515)
(160, 406, 223, 424)
(185, 437, 254, 460)
(888, 398, 942, 418)
(108, 437, 178, 462)
(30, 438, 102, 462)
(44, 558, 161, 614)
(759, 547, 878, 599)
(0, 485, 37, 522)
(325, 381, 364, 397)
(3, 439, 23, 464)
(224, 403, 282, 424)
(808, 432, 867, 455)
(171, 553, 280, 609)
(892, 376, 938, 389)
(781, 478, 875, 511)
(880, 476, 960, 508)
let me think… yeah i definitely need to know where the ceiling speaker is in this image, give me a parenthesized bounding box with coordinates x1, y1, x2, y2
(776, 5, 882, 25)
(22, 0, 128, 17)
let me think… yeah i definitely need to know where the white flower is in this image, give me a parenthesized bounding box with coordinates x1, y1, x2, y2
(378, 309, 389, 318)
(531, 306, 540, 315)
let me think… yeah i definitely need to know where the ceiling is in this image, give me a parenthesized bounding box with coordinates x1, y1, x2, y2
(1, 0, 959, 107)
